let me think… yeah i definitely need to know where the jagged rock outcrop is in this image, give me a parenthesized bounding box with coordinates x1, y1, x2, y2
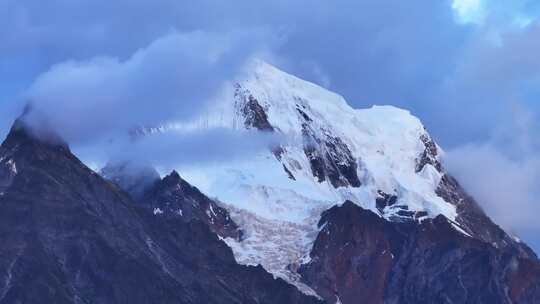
(415, 132, 442, 173)
(436, 174, 536, 259)
(101, 162, 242, 240)
(234, 82, 361, 189)
(301, 122, 360, 189)
(413, 130, 535, 258)
(299, 201, 540, 304)
(235, 84, 274, 132)
(294, 100, 360, 189)
(142, 170, 243, 240)
(0, 119, 322, 304)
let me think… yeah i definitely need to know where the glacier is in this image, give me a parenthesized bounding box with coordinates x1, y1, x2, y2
(161, 60, 461, 291)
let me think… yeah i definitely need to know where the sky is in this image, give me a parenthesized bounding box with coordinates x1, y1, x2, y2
(2, 0, 540, 252)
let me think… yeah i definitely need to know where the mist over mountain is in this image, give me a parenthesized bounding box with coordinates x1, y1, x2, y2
(2, 1, 540, 303)
(2, 61, 540, 303)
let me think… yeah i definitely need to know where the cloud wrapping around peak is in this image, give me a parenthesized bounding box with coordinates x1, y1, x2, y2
(73, 127, 285, 175)
(111, 128, 284, 166)
(446, 143, 540, 232)
(2, 0, 540, 251)
(444, 105, 540, 238)
(22, 30, 267, 144)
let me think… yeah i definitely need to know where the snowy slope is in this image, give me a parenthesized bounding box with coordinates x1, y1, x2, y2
(169, 60, 459, 290)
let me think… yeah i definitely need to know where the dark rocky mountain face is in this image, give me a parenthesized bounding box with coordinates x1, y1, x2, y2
(102, 162, 242, 240)
(142, 170, 242, 239)
(295, 121, 540, 304)
(415, 132, 536, 259)
(299, 201, 540, 304)
(0, 120, 322, 304)
(436, 174, 536, 259)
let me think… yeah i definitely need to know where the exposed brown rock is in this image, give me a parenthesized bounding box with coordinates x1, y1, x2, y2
(300, 201, 540, 304)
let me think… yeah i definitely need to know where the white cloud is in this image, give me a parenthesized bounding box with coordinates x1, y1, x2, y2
(446, 144, 540, 233)
(444, 105, 540, 237)
(453, 0, 485, 24)
(22, 30, 266, 144)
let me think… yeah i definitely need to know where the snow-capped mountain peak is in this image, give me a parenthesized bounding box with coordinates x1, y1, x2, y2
(163, 60, 468, 289)
(5, 60, 538, 304)
(180, 60, 454, 221)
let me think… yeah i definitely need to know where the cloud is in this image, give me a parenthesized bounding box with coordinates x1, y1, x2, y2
(2, 0, 540, 249)
(1, 0, 475, 160)
(75, 128, 284, 170)
(0, 0, 469, 138)
(453, 0, 484, 24)
(445, 144, 540, 233)
(21, 30, 267, 144)
(2, 0, 539, 147)
(444, 105, 540, 237)
(422, 20, 540, 147)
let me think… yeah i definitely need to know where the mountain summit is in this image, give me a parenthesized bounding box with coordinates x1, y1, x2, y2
(2, 61, 540, 304)
(161, 60, 540, 303)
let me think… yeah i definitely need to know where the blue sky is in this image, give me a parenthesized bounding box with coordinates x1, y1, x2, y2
(1, 0, 540, 253)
